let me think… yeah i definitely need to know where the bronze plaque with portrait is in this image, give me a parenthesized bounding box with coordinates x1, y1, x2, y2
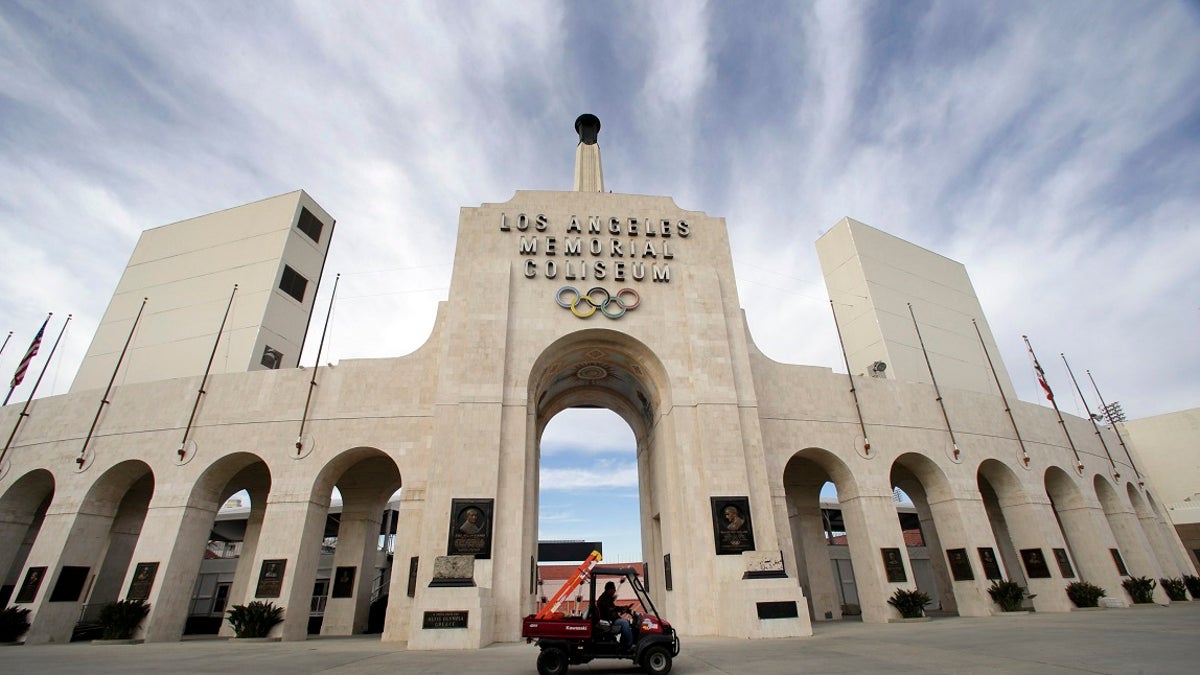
(14, 566, 47, 604)
(946, 548, 974, 581)
(331, 566, 356, 599)
(978, 547, 1003, 580)
(447, 498, 494, 559)
(126, 562, 159, 602)
(710, 496, 755, 555)
(255, 559, 287, 598)
(1020, 548, 1052, 579)
(881, 547, 907, 582)
(1053, 548, 1075, 579)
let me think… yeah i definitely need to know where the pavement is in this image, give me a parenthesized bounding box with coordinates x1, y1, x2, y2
(4, 602, 1199, 674)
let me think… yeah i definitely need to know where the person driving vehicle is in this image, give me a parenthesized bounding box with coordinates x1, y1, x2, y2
(596, 580, 633, 651)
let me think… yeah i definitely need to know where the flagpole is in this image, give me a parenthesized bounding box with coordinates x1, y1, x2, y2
(0, 331, 12, 358)
(909, 303, 960, 460)
(297, 273, 339, 455)
(973, 319, 1030, 466)
(1061, 353, 1118, 476)
(76, 298, 148, 468)
(1023, 335, 1083, 472)
(178, 285, 237, 460)
(1, 314, 72, 469)
(1087, 369, 1143, 486)
(829, 301, 871, 454)
(4, 313, 52, 406)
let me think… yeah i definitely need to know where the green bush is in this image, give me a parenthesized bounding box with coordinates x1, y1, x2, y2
(1183, 575, 1200, 599)
(1160, 577, 1188, 602)
(226, 601, 285, 638)
(1065, 581, 1106, 608)
(1121, 576, 1156, 604)
(97, 599, 150, 640)
(887, 588, 932, 618)
(0, 606, 32, 642)
(987, 579, 1028, 612)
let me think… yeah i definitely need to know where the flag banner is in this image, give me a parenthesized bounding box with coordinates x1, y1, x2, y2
(1025, 338, 1054, 401)
(11, 316, 49, 389)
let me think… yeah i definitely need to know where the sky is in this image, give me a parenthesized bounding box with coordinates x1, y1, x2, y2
(1, 1, 1198, 561)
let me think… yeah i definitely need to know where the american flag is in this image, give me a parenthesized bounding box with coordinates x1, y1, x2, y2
(10, 316, 49, 389)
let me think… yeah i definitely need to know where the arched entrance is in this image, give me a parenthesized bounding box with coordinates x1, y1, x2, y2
(24, 459, 154, 644)
(525, 330, 667, 621)
(0, 469, 54, 607)
(1043, 466, 1124, 602)
(782, 449, 857, 622)
(1094, 475, 1166, 603)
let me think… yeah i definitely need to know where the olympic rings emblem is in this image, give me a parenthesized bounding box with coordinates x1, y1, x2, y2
(556, 286, 640, 319)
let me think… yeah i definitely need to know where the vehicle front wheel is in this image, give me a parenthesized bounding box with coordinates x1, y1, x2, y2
(641, 644, 672, 675)
(537, 646, 570, 675)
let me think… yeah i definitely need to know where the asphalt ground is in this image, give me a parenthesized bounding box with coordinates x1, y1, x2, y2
(4, 602, 1198, 674)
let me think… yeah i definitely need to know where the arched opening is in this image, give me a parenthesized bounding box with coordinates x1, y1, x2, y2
(976, 460, 1026, 593)
(171, 453, 273, 638)
(0, 469, 55, 606)
(26, 459, 154, 643)
(782, 449, 858, 622)
(1094, 475, 1164, 603)
(1126, 483, 1180, 578)
(526, 330, 668, 624)
(890, 454, 956, 615)
(310, 448, 402, 638)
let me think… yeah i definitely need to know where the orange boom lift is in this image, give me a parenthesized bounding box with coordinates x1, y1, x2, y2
(535, 550, 603, 619)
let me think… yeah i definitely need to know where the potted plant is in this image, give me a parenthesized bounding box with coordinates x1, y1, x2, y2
(0, 606, 32, 643)
(1065, 581, 1106, 608)
(97, 599, 150, 640)
(1121, 576, 1156, 604)
(1160, 577, 1188, 602)
(887, 588, 932, 618)
(1183, 575, 1200, 600)
(987, 579, 1029, 612)
(226, 601, 284, 638)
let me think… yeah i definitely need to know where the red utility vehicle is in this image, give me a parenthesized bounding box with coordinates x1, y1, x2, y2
(522, 566, 680, 675)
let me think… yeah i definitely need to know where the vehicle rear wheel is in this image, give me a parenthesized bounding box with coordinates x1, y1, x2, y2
(537, 646, 569, 675)
(641, 644, 672, 675)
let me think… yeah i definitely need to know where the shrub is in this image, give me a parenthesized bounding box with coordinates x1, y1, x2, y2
(226, 601, 285, 638)
(0, 606, 32, 643)
(887, 588, 932, 618)
(987, 579, 1028, 612)
(97, 599, 150, 640)
(1160, 577, 1188, 602)
(1183, 575, 1200, 599)
(1065, 581, 1106, 608)
(1121, 576, 1156, 604)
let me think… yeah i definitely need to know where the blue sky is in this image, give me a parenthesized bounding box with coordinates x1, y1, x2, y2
(2, 2, 1198, 561)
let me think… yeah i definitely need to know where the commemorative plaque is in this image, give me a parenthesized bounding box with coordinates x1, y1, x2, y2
(710, 496, 755, 555)
(14, 566, 46, 604)
(126, 562, 159, 602)
(423, 610, 469, 629)
(447, 498, 494, 559)
(978, 547, 1003, 580)
(946, 548, 974, 581)
(407, 556, 419, 598)
(663, 553, 673, 592)
(255, 559, 287, 598)
(331, 566, 356, 598)
(1020, 548, 1052, 579)
(1052, 548, 1075, 579)
(49, 565, 90, 602)
(881, 548, 907, 583)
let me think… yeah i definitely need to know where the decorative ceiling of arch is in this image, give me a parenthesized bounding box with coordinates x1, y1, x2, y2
(536, 346, 656, 428)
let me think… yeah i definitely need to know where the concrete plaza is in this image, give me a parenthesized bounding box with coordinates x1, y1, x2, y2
(4, 602, 1199, 674)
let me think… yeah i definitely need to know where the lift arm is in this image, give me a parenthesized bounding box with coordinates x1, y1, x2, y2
(536, 550, 602, 619)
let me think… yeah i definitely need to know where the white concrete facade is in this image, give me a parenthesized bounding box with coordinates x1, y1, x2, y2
(71, 190, 334, 394)
(1, 118, 1194, 650)
(1121, 408, 1200, 567)
(817, 218, 1016, 400)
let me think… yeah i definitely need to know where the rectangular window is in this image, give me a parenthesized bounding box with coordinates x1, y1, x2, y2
(296, 207, 323, 243)
(261, 346, 283, 369)
(279, 265, 308, 302)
